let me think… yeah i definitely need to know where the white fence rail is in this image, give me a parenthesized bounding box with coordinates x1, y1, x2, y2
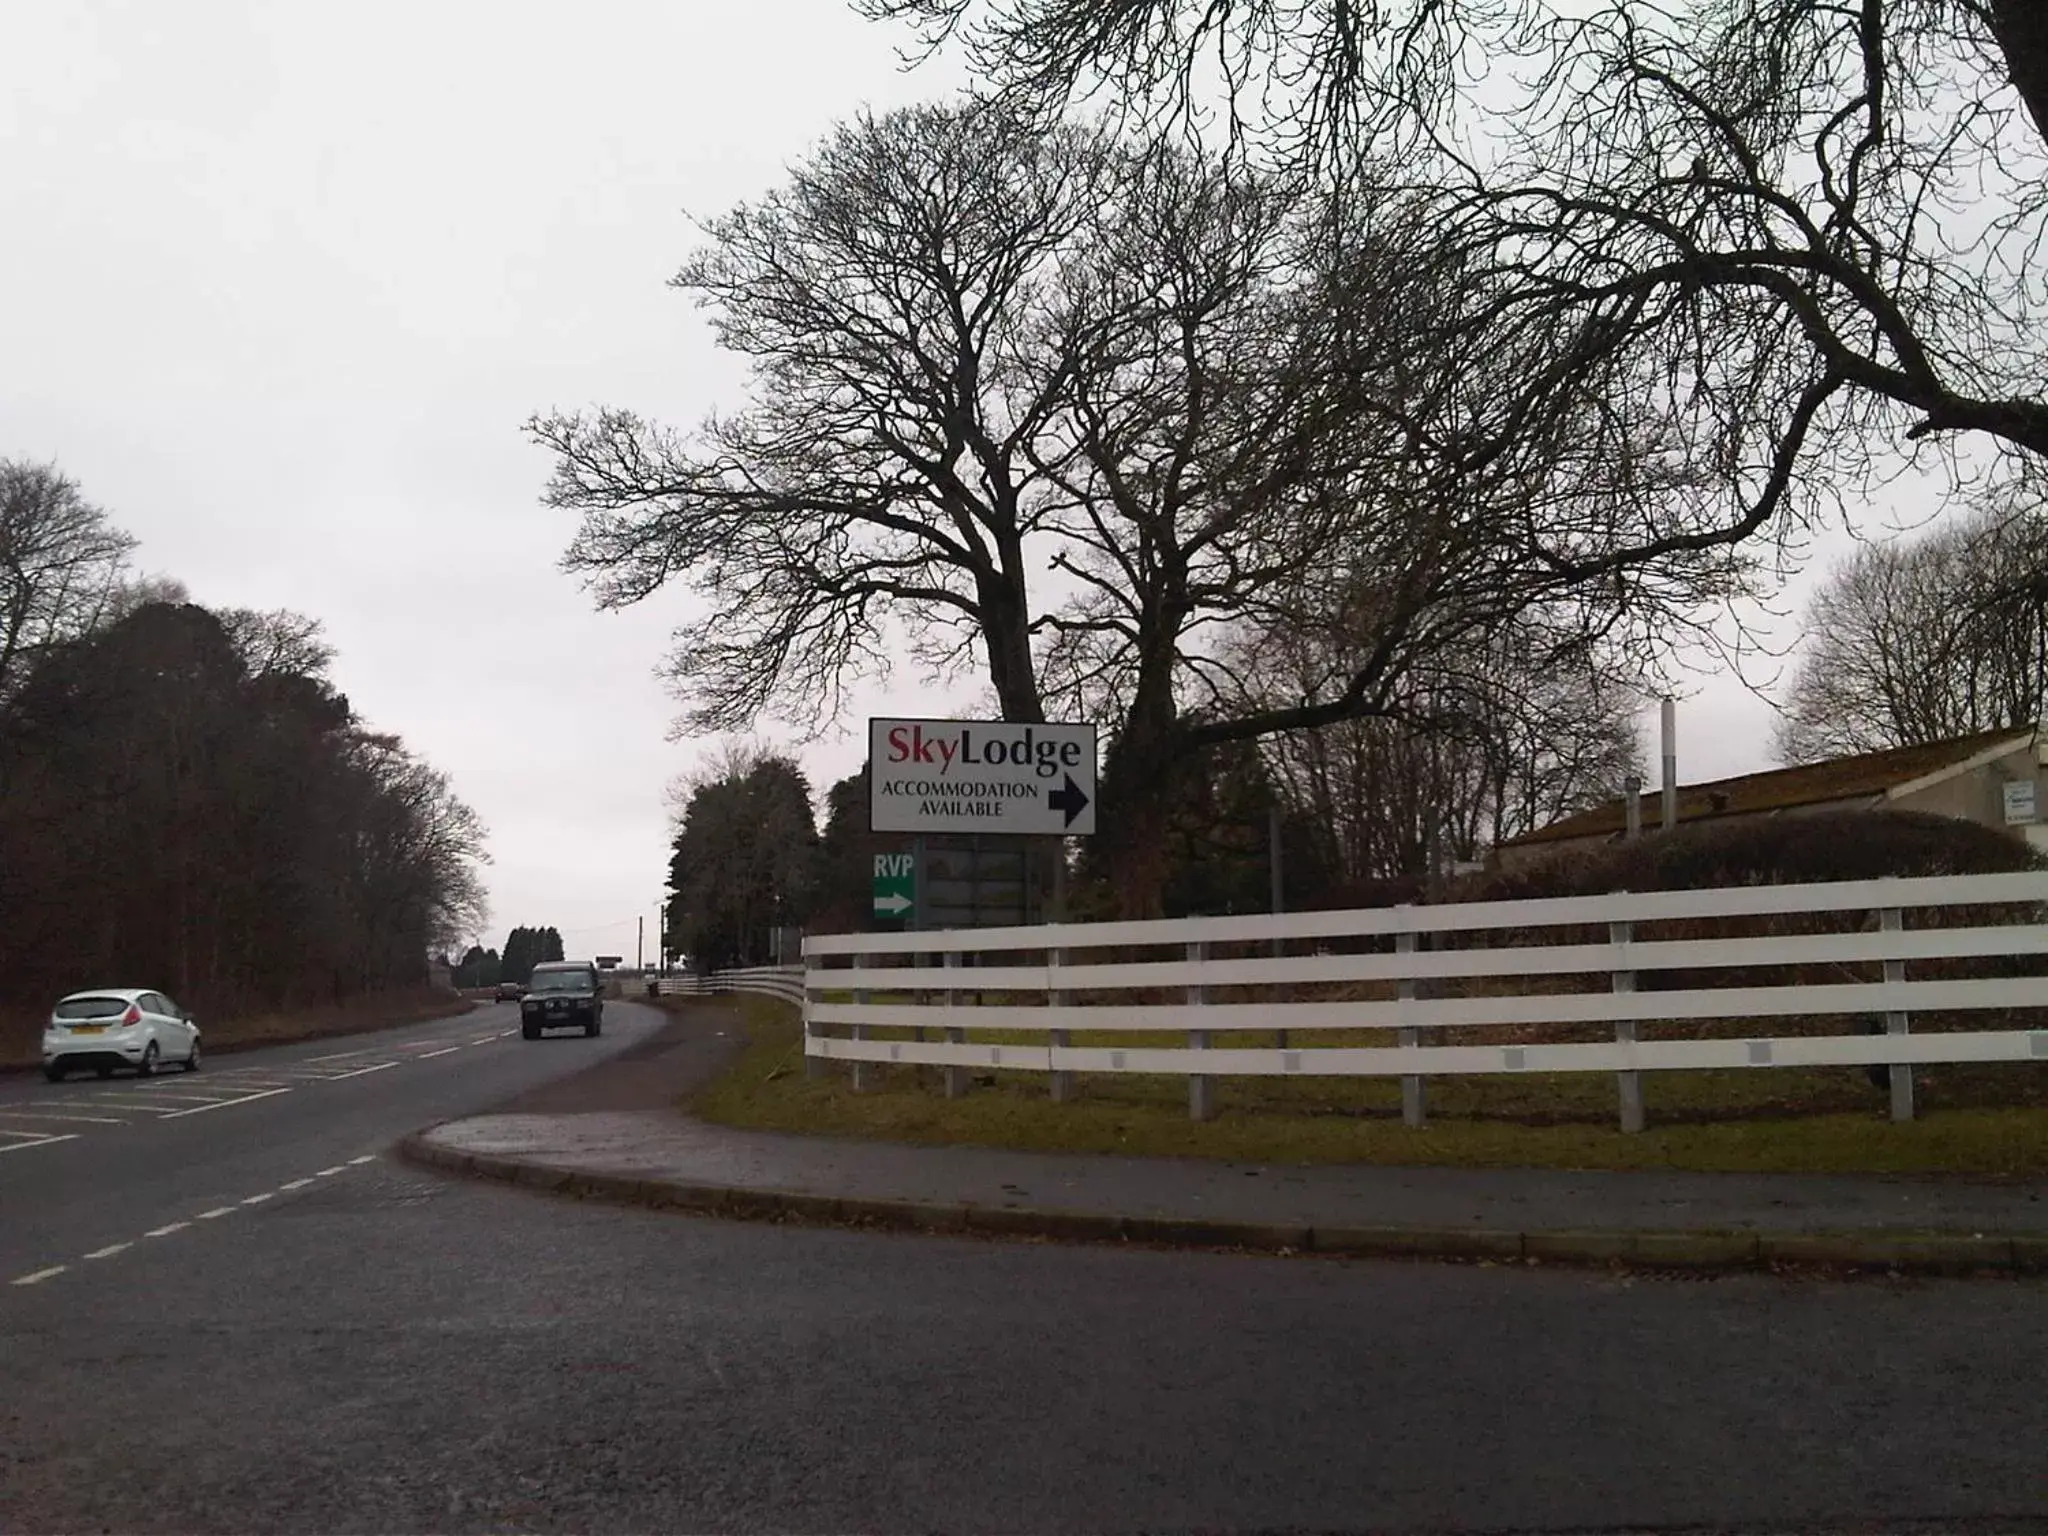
(800, 872, 2048, 1129)
(658, 966, 806, 1007)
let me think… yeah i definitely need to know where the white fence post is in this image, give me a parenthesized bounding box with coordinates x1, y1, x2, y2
(805, 957, 827, 1079)
(943, 949, 969, 1099)
(1048, 944, 1074, 1102)
(1397, 929, 1424, 1128)
(1188, 940, 1213, 1122)
(849, 952, 872, 1092)
(1612, 919, 1644, 1133)
(1882, 906, 1915, 1122)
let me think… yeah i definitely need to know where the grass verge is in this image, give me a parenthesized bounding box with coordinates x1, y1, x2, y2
(0, 987, 477, 1072)
(687, 997, 2048, 1177)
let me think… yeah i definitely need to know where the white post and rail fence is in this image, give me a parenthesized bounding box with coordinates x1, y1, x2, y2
(663, 871, 2048, 1131)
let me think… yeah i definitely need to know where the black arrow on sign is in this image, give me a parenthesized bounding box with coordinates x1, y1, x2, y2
(1047, 774, 1090, 828)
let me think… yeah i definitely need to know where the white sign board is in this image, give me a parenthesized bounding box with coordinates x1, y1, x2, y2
(869, 717, 1098, 836)
(2003, 779, 2038, 825)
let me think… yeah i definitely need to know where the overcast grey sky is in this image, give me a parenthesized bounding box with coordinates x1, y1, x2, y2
(2, 0, 1848, 956)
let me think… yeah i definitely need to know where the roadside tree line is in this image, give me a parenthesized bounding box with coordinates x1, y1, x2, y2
(452, 925, 565, 989)
(0, 460, 488, 1021)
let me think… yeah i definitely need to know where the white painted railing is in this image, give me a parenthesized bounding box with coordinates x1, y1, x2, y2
(800, 872, 2048, 1128)
(657, 965, 806, 1007)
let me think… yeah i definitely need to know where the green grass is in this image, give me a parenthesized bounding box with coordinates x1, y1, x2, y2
(686, 997, 2048, 1177)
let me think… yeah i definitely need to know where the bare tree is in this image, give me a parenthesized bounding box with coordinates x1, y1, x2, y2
(0, 460, 136, 701)
(866, 2, 2048, 188)
(537, 103, 1764, 912)
(1777, 501, 2048, 761)
(534, 103, 1115, 732)
(1246, 610, 1644, 883)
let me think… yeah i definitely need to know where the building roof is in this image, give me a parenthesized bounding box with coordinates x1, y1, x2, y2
(1503, 725, 2037, 848)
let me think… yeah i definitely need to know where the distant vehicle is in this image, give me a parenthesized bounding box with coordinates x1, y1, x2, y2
(521, 961, 604, 1039)
(494, 979, 524, 1002)
(42, 989, 201, 1082)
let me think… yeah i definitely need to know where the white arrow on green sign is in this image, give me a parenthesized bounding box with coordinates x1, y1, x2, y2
(872, 852, 915, 921)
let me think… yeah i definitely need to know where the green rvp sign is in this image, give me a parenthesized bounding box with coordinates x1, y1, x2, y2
(872, 852, 914, 921)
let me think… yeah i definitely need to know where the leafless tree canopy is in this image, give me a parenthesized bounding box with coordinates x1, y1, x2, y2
(863, 1, 2048, 507)
(1251, 615, 1644, 882)
(0, 460, 137, 701)
(1778, 499, 2048, 762)
(538, 101, 1781, 908)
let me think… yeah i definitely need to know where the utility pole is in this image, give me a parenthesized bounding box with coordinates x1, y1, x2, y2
(1660, 697, 1678, 831)
(636, 915, 644, 972)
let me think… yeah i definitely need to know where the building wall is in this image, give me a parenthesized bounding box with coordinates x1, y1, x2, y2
(1888, 741, 2043, 836)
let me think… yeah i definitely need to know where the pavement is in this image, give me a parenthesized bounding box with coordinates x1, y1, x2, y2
(404, 997, 2048, 1274)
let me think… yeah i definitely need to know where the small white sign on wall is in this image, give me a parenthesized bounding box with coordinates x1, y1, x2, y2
(2002, 779, 2038, 825)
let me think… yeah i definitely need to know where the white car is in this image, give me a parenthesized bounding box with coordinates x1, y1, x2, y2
(42, 989, 201, 1082)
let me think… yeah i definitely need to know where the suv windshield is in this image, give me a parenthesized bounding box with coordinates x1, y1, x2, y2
(525, 970, 593, 993)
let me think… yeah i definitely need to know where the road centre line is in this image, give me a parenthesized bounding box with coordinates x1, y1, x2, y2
(325, 1061, 397, 1080)
(92, 1089, 236, 1104)
(0, 1109, 130, 1124)
(300, 1048, 376, 1062)
(417, 1046, 461, 1059)
(11, 1161, 374, 1289)
(161, 1088, 292, 1118)
(469, 1035, 497, 1044)
(0, 1127, 54, 1141)
(199, 1076, 299, 1087)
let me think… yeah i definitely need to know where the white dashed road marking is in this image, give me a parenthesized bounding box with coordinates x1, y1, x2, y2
(0, 1012, 536, 1153)
(10, 1158, 379, 1288)
(0, 1133, 78, 1154)
(326, 1062, 397, 1081)
(161, 1088, 292, 1119)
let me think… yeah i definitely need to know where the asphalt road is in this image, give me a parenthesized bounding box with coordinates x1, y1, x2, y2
(4, 999, 2047, 1534)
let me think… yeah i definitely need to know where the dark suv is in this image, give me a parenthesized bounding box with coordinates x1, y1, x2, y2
(520, 961, 605, 1038)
